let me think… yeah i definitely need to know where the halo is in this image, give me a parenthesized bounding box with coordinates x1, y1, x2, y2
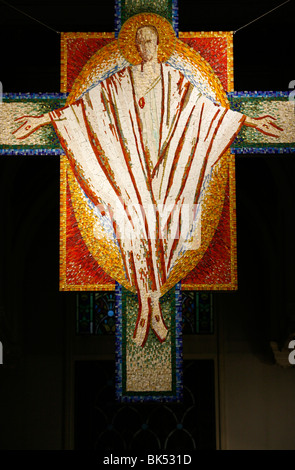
(118, 13, 176, 65)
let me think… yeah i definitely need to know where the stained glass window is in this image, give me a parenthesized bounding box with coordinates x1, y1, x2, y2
(76, 291, 213, 335)
(182, 291, 213, 334)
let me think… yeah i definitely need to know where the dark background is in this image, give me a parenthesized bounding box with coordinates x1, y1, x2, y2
(0, 0, 294, 452)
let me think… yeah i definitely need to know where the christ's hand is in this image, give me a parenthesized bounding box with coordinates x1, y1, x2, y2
(244, 115, 283, 138)
(12, 114, 51, 140)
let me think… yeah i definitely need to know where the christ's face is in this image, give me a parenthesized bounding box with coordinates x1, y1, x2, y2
(135, 26, 158, 63)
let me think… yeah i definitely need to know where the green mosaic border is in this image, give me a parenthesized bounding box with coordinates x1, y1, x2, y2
(120, 0, 174, 25)
(121, 286, 177, 397)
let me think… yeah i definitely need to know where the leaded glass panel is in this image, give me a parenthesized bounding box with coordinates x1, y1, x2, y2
(76, 291, 213, 335)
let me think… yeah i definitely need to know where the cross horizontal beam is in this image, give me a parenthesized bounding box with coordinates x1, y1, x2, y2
(1, 91, 294, 156)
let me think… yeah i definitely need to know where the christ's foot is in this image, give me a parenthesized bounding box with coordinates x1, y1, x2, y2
(150, 293, 168, 343)
(133, 292, 169, 347)
(133, 295, 152, 347)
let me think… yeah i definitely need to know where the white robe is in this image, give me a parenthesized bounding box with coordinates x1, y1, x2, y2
(50, 62, 245, 346)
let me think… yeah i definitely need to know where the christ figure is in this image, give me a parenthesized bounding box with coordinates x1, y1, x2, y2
(13, 24, 282, 347)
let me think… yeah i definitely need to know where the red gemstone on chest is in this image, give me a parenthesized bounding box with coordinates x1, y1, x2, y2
(138, 97, 145, 109)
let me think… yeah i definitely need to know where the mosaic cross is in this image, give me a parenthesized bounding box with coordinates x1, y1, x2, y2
(1, 0, 294, 402)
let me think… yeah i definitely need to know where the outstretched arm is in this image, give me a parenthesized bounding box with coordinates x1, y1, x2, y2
(12, 113, 52, 140)
(244, 115, 283, 138)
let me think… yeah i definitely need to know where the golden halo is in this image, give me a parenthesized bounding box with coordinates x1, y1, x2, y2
(118, 13, 176, 65)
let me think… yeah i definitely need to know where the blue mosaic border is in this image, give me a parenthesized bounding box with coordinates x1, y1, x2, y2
(115, 282, 183, 403)
(2, 147, 292, 157)
(3, 91, 290, 101)
(172, 0, 179, 35)
(115, 282, 123, 401)
(2, 91, 289, 101)
(0, 149, 64, 156)
(174, 281, 183, 401)
(232, 147, 295, 155)
(2, 92, 68, 100)
(227, 91, 289, 98)
(114, 0, 122, 37)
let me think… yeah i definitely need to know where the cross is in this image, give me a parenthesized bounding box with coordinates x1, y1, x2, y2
(0, 0, 294, 403)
